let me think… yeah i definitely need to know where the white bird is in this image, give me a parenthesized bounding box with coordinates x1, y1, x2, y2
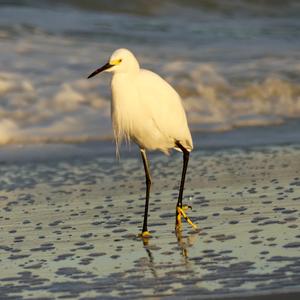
(88, 48, 196, 237)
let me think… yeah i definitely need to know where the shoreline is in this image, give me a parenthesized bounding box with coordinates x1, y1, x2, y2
(0, 118, 300, 164)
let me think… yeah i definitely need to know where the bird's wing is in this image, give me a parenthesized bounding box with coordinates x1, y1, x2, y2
(137, 69, 193, 150)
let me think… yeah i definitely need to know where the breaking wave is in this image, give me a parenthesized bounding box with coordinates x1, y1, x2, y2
(0, 0, 299, 145)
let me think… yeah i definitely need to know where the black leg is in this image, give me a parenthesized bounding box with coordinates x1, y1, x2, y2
(176, 141, 190, 208)
(140, 149, 152, 234)
(175, 142, 197, 230)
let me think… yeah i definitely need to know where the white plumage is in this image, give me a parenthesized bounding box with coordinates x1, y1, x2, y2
(108, 48, 193, 154)
(87, 48, 196, 236)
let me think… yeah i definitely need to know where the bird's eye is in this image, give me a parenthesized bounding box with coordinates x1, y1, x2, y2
(118, 59, 122, 63)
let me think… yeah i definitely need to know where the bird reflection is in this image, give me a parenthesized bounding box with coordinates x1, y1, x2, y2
(139, 229, 200, 278)
(140, 236, 158, 278)
(175, 228, 199, 259)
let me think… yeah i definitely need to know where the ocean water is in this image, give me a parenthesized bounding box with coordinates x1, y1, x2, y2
(0, 0, 300, 144)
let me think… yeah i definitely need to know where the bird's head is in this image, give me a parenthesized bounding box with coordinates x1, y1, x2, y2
(87, 48, 139, 79)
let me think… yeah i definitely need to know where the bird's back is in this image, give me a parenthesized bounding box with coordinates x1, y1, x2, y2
(136, 69, 193, 152)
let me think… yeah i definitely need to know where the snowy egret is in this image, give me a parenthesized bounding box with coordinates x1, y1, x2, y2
(88, 48, 197, 237)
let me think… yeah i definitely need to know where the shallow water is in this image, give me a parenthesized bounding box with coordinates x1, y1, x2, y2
(1, 3, 300, 297)
(0, 1, 300, 144)
(0, 143, 299, 299)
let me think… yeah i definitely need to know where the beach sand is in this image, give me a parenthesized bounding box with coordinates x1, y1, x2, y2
(1, 1, 300, 298)
(0, 141, 299, 299)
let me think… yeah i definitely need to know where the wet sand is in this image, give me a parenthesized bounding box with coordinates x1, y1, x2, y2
(0, 143, 299, 299)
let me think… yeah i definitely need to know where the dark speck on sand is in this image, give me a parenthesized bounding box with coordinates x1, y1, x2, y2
(0, 125, 300, 299)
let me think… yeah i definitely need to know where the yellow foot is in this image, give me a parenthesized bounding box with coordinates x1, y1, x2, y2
(176, 205, 198, 230)
(138, 231, 151, 238)
(138, 231, 151, 245)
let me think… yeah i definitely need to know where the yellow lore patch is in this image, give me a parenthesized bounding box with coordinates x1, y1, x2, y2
(110, 59, 122, 65)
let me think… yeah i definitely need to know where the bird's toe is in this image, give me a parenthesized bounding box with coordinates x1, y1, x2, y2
(176, 205, 197, 230)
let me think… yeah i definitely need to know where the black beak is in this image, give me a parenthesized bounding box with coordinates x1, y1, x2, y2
(87, 62, 113, 79)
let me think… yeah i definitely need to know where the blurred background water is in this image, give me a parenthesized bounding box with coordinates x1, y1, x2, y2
(0, 0, 300, 145)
